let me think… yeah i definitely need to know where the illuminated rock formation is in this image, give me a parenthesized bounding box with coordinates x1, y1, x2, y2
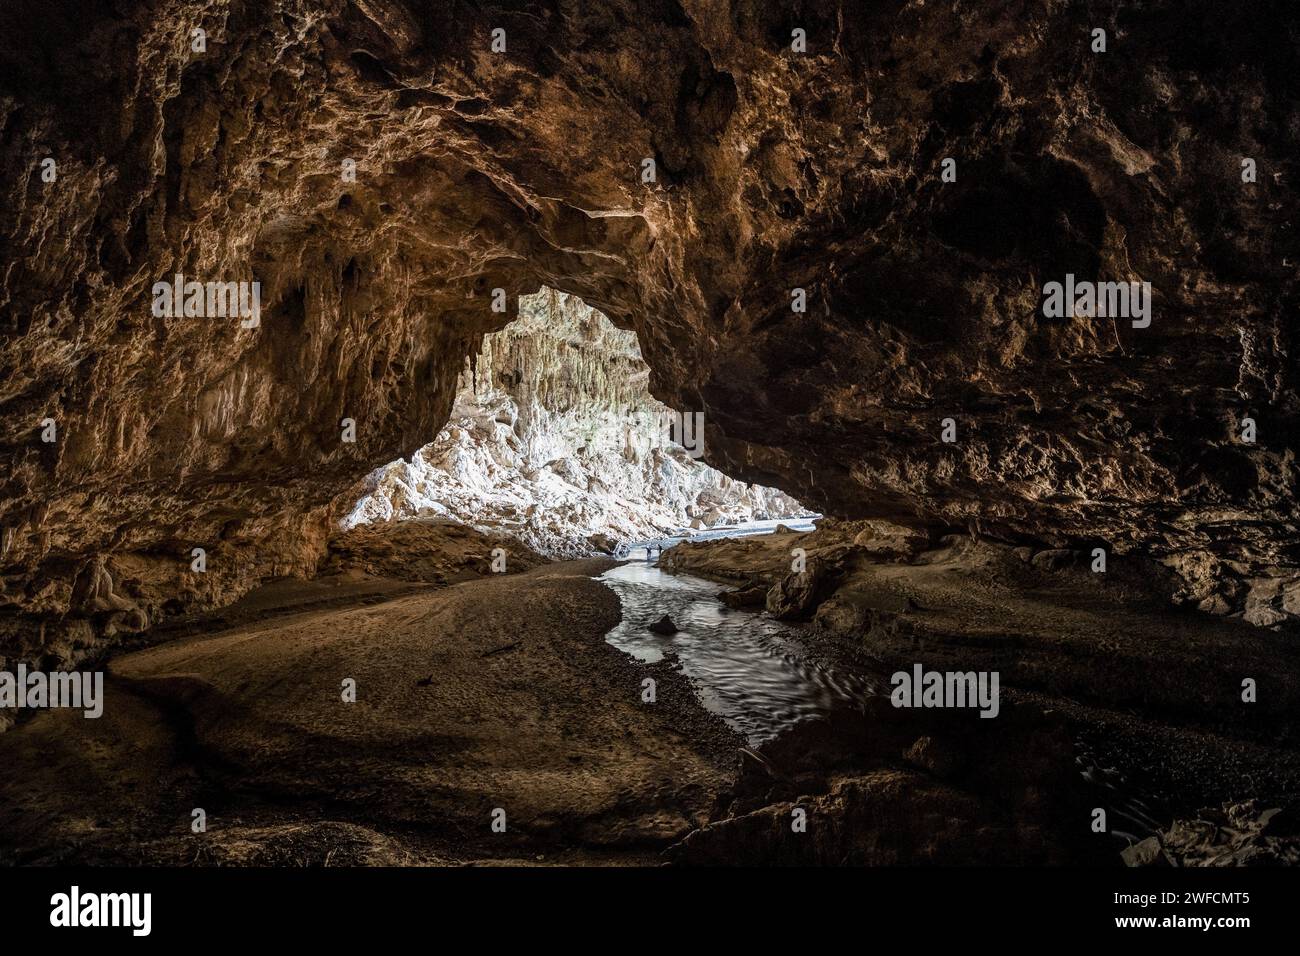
(344, 289, 805, 556)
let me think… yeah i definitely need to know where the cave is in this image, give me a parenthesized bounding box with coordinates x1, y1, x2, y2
(342, 287, 808, 555)
(1, 0, 1299, 905)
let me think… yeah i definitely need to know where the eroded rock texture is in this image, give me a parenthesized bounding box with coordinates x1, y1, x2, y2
(2, 1, 1298, 660)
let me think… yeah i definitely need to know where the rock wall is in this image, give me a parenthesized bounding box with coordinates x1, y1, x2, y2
(2, 1, 1298, 659)
(343, 289, 805, 556)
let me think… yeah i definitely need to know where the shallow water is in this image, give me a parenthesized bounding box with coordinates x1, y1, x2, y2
(598, 560, 876, 744)
(599, 556, 1165, 844)
(615, 517, 819, 559)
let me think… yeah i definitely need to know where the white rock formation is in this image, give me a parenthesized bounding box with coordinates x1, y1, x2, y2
(344, 289, 807, 557)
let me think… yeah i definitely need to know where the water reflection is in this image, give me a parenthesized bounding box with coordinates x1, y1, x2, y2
(599, 561, 874, 744)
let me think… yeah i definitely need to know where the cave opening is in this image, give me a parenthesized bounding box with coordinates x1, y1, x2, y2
(342, 287, 812, 557)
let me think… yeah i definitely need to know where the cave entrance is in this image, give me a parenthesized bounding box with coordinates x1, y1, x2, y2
(342, 287, 808, 557)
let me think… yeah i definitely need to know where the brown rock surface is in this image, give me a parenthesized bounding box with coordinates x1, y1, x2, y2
(1127, 802, 1300, 867)
(2, 1, 1298, 660)
(322, 515, 545, 583)
(0, 558, 738, 864)
(661, 523, 1300, 813)
(764, 556, 835, 620)
(669, 699, 1094, 865)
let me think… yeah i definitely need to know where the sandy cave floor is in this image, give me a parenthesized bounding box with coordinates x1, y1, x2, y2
(0, 559, 739, 866)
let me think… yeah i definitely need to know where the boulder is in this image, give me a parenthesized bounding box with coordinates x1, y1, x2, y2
(718, 584, 767, 609)
(765, 560, 833, 621)
(1142, 801, 1300, 866)
(904, 735, 966, 782)
(1030, 549, 1078, 572)
(648, 615, 678, 635)
(850, 521, 931, 560)
(1121, 836, 1173, 867)
(586, 533, 617, 555)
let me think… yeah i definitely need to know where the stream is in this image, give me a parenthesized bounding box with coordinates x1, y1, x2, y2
(598, 548, 1167, 847)
(598, 558, 876, 744)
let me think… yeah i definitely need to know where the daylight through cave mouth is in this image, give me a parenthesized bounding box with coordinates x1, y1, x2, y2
(343, 288, 809, 557)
